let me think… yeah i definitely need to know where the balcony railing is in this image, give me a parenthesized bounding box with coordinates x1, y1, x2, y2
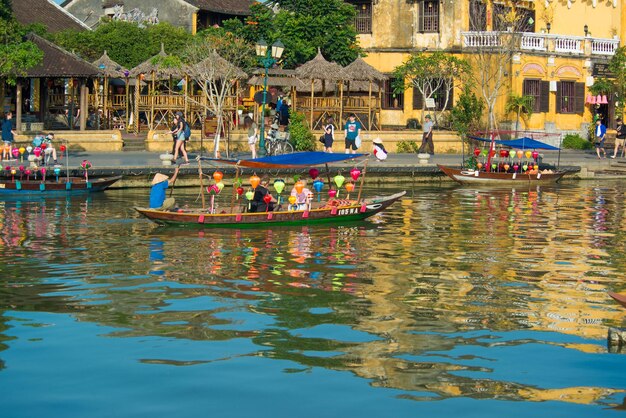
(461, 31, 619, 57)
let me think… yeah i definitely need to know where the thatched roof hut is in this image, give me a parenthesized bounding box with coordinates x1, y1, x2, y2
(343, 57, 387, 82)
(294, 49, 346, 82)
(129, 44, 183, 79)
(186, 50, 247, 80)
(93, 51, 128, 78)
(247, 69, 306, 89)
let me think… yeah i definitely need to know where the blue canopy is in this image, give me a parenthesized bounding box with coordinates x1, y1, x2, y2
(203, 152, 368, 169)
(469, 136, 560, 150)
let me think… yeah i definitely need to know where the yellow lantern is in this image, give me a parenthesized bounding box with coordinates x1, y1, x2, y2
(288, 195, 297, 205)
(525, 150, 532, 159)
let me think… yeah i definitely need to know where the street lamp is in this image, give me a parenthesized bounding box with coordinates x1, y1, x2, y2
(255, 38, 284, 156)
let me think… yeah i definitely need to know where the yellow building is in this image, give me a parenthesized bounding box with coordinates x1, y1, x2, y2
(350, 0, 624, 133)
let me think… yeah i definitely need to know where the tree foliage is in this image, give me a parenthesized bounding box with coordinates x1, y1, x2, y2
(505, 94, 534, 133)
(0, 3, 43, 84)
(450, 84, 485, 140)
(392, 51, 470, 124)
(223, 0, 361, 68)
(608, 46, 626, 118)
(52, 20, 193, 69)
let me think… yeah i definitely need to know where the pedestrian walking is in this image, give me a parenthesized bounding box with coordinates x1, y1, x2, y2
(419, 114, 434, 155)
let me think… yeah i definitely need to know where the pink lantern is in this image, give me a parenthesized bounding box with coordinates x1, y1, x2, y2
(33, 147, 42, 157)
(513, 164, 519, 172)
(11, 148, 19, 158)
(589, 95, 596, 104)
(328, 189, 337, 198)
(532, 151, 539, 160)
(600, 95, 608, 104)
(309, 168, 319, 179)
(586, 95, 593, 104)
(18, 165, 24, 172)
(350, 168, 361, 181)
(596, 94, 602, 104)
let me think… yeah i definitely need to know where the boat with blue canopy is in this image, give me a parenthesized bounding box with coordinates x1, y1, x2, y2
(135, 152, 406, 228)
(438, 134, 569, 185)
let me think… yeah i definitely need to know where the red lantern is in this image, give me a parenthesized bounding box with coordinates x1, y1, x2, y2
(490, 149, 496, 157)
(236, 186, 244, 196)
(60, 144, 66, 152)
(263, 194, 272, 204)
(350, 168, 361, 181)
(309, 168, 319, 179)
(473, 148, 481, 157)
(499, 149, 507, 158)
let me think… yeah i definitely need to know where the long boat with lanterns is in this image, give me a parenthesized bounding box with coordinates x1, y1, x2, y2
(0, 157, 121, 195)
(438, 136, 569, 185)
(135, 152, 405, 228)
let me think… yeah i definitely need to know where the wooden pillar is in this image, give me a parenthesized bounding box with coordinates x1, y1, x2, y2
(15, 80, 22, 132)
(150, 71, 155, 130)
(79, 80, 88, 131)
(339, 80, 344, 128)
(134, 76, 140, 134)
(368, 81, 372, 130)
(310, 79, 314, 129)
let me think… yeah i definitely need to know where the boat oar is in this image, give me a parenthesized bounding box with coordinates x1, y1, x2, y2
(169, 162, 183, 197)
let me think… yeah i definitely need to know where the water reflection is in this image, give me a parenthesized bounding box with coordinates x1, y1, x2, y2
(0, 184, 625, 412)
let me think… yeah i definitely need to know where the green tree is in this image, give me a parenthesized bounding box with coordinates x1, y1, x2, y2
(52, 21, 193, 69)
(505, 94, 534, 135)
(223, 0, 361, 68)
(608, 46, 626, 119)
(392, 51, 471, 125)
(450, 84, 485, 145)
(0, 4, 43, 84)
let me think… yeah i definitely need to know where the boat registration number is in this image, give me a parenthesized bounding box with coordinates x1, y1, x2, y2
(337, 208, 358, 215)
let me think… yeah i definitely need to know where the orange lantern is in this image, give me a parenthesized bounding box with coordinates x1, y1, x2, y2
(213, 171, 223, 182)
(345, 183, 355, 193)
(516, 150, 523, 159)
(249, 174, 260, 189)
(476, 162, 483, 170)
(295, 181, 304, 194)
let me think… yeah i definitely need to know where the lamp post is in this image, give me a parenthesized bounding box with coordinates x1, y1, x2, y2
(255, 38, 284, 156)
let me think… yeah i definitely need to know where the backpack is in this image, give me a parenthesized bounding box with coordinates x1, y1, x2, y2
(183, 121, 191, 140)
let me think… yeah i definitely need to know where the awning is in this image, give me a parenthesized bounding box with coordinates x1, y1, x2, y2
(469, 136, 560, 150)
(203, 151, 368, 169)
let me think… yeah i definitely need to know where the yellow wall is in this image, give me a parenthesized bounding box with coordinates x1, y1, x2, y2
(357, 0, 624, 131)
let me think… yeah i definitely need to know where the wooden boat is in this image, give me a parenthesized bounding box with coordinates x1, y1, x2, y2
(135, 152, 406, 228)
(437, 164, 567, 185)
(0, 175, 122, 195)
(439, 135, 569, 185)
(608, 292, 626, 309)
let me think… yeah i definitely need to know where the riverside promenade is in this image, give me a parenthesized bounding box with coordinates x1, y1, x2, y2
(48, 149, 626, 188)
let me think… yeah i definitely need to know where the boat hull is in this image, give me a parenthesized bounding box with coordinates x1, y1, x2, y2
(135, 191, 406, 228)
(437, 165, 567, 185)
(0, 176, 122, 195)
(609, 292, 626, 309)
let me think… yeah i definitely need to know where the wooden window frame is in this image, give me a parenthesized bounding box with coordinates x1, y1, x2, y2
(556, 81, 585, 114)
(352, 1, 372, 34)
(418, 1, 440, 33)
(382, 78, 404, 110)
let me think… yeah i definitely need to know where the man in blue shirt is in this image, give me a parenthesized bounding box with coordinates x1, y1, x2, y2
(1, 112, 16, 160)
(149, 166, 180, 209)
(594, 118, 606, 159)
(343, 113, 361, 155)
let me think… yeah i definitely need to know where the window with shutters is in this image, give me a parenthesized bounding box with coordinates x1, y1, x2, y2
(383, 78, 404, 110)
(412, 80, 454, 111)
(349, 1, 372, 34)
(469, 0, 487, 31)
(419, 1, 439, 33)
(557, 81, 575, 113)
(522, 79, 541, 113)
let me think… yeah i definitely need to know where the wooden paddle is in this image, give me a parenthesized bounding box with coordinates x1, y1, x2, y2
(168, 162, 184, 197)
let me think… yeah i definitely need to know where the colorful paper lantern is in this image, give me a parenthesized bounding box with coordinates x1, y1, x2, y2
(60, 144, 66, 152)
(473, 148, 481, 157)
(499, 149, 508, 158)
(350, 168, 361, 181)
(288, 195, 297, 205)
(532, 151, 539, 160)
(81, 160, 91, 170)
(333, 174, 345, 188)
(273, 179, 285, 194)
(263, 194, 272, 204)
(476, 162, 483, 170)
(12, 148, 19, 158)
(516, 150, 523, 159)
(216, 182, 224, 191)
(328, 189, 337, 198)
(600, 95, 608, 104)
(345, 182, 355, 193)
(294, 181, 304, 194)
(491, 163, 497, 171)
(236, 186, 244, 196)
(522, 164, 528, 171)
(213, 171, 223, 182)
(525, 150, 532, 159)
(504, 164, 510, 171)
(309, 168, 319, 179)
(245, 190, 254, 201)
(249, 174, 260, 189)
(18, 147, 25, 155)
(513, 164, 519, 172)
(33, 147, 42, 157)
(313, 179, 323, 192)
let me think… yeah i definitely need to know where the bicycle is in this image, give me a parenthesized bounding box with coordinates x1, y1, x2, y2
(264, 129, 294, 156)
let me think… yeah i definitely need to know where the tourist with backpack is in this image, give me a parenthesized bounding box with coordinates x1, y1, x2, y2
(169, 111, 189, 164)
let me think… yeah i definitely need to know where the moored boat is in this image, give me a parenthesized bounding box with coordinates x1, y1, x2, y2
(608, 292, 626, 309)
(0, 175, 122, 195)
(135, 152, 405, 228)
(437, 164, 567, 185)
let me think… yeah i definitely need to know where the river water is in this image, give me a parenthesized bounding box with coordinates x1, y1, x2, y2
(0, 181, 625, 418)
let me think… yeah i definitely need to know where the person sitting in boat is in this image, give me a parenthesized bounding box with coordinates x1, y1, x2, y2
(250, 175, 277, 213)
(42, 133, 59, 166)
(149, 167, 180, 210)
(290, 179, 312, 210)
(373, 137, 388, 161)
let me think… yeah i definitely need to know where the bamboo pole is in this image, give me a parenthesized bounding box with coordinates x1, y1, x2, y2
(356, 159, 368, 203)
(310, 79, 314, 129)
(133, 76, 140, 133)
(198, 158, 206, 210)
(339, 80, 344, 128)
(150, 71, 155, 130)
(368, 81, 372, 130)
